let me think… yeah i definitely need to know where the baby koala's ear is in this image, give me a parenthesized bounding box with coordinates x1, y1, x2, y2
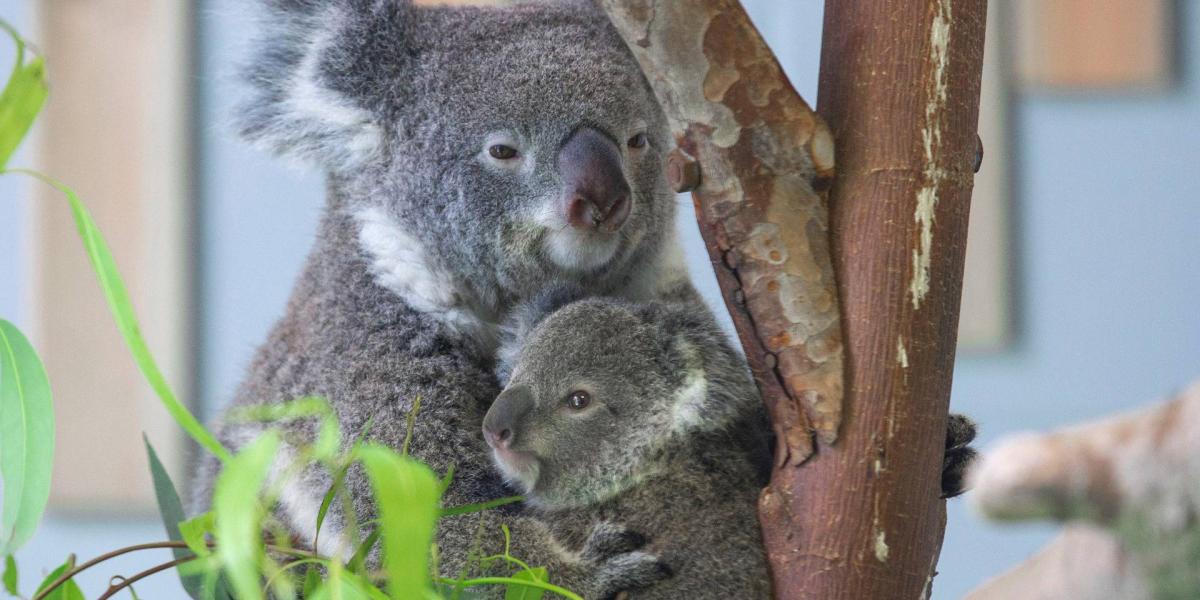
(494, 283, 587, 385)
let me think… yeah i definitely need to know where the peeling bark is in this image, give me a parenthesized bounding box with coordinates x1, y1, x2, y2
(600, 0, 842, 471)
(600, 0, 986, 598)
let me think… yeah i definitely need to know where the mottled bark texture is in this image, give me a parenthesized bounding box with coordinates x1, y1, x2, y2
(600, 0, 842, 474)
(599, 0, 987, 598)
(967, 381, 1200, 600)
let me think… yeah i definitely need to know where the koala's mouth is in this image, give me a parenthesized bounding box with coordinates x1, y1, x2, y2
(490, 446, 541, 490)
(541, 226, 623, 273)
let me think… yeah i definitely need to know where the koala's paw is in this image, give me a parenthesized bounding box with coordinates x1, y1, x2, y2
(581, 522, 672, 599)
(942, 413, 979, 499)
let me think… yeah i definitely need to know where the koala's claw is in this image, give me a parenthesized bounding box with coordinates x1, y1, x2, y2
(942, 413, 979, 498)
(595, 551, 673, 600)
(581, 522, 649, 561)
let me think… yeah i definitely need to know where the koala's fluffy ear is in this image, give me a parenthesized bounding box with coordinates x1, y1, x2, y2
(494, 283, 587, 385)
(238, 0, 414, 171)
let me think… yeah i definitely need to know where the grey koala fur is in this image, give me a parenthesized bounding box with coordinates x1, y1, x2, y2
(487, 297, 774, 598)
(192, 0, 696, 596)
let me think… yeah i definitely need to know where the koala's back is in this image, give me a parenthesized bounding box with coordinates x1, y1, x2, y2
(546, 440, 772, 598)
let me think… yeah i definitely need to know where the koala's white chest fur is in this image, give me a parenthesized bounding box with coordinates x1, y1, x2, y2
(353, 205, 497, 343)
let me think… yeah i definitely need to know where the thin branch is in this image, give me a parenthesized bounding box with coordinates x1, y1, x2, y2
(96, 556, 197, 600)
(31, 540, 319, 600)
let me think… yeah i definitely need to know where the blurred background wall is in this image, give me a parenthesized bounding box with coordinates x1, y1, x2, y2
(1, 0, 1198, 598)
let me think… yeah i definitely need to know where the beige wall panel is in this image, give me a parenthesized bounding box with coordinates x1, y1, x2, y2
(959, 0, 1014, 351)
(34, 0, 191, 514)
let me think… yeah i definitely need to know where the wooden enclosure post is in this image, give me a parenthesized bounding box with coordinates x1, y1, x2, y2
(600, 0, 987, 597)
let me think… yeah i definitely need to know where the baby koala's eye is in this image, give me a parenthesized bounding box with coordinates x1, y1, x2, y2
(565, 390, 591, 410)
(627, 132, 648, 149)
(489, 144, 519, 160)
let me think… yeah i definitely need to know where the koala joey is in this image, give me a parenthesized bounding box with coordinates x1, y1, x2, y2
(485, 294, 979, 597)
(488, 296, 775, 597)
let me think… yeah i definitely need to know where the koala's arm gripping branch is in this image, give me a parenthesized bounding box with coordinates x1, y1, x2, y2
(601, 1, 987, 598)
(598, 0, 843, 471)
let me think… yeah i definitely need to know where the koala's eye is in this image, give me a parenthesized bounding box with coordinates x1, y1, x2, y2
(627, 132, 648, 149)
(565, 390, 591, 410)
(488, 144, 519, 160)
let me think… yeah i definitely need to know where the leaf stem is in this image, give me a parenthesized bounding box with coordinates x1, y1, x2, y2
(31, 541, 318, 600)
(435, 576, 583, 600)
(96, 556, 196, 600)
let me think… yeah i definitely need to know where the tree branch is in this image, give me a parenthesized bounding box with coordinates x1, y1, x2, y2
(599, 0, 843, 471)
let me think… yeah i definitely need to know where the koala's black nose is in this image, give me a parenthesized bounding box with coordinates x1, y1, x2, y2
(483, 385, 535, 449)
(558, 126, 632, 233)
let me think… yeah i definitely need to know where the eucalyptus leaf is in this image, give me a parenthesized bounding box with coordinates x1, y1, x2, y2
(144, 436, 206, 599)
(348, 529, 381, 576)
(229, 397, 340, 461)
(504, 568, 548, 600)
(213, 432, 280, 600)
(314, 466, 348, 556)
(179, 513, 216, 559)
(358, 445, 441, 600)
(302, 566, 322, 597)
(5, 171, 231, 464)
(0, 320, 53, 556)
(33, 558, 83, 600)
(3, 554, 16, 596)
(0, 21, 47, 170)
(440, 496, 523, 519)
(308, 567, 389, 600)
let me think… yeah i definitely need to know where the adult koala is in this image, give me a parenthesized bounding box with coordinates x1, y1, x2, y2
(194, 0, 688, 595)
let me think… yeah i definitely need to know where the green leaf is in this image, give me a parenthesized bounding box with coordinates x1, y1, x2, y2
(0, 22, 47, 171)
(358, 445, 441, 600)
(438, 465, 457, 496)
(179, 513, 215, 559)
(302, 566, 321, 597)
(401, 396, 422, 456)
(3, 554, 16, 596)
(229, 397, 340, 461)
(504, 568, 548, 600)
(33, 558, 83, 600)
(440, 496, 523, 519)
(434, 583, 489, 600)
(145, 436, 207, 600)
(0, 320, 54, 556)
(3, 171, 231, 464)
(348, 528, 380, 576)
(213, 432, 280, 600)
(314, 466, 347, 556)
(308, 567, 391, 600)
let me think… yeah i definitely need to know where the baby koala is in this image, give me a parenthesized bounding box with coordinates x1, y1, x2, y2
(485, 294, 774, 598)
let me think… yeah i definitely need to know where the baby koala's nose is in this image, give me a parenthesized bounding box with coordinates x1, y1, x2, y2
(483, 426, 513, 449)
(483, 385, 535, 449)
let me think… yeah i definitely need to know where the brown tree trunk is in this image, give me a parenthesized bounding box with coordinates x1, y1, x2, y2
(598, 0, 986, 598)
(790, 1, 987, 597)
